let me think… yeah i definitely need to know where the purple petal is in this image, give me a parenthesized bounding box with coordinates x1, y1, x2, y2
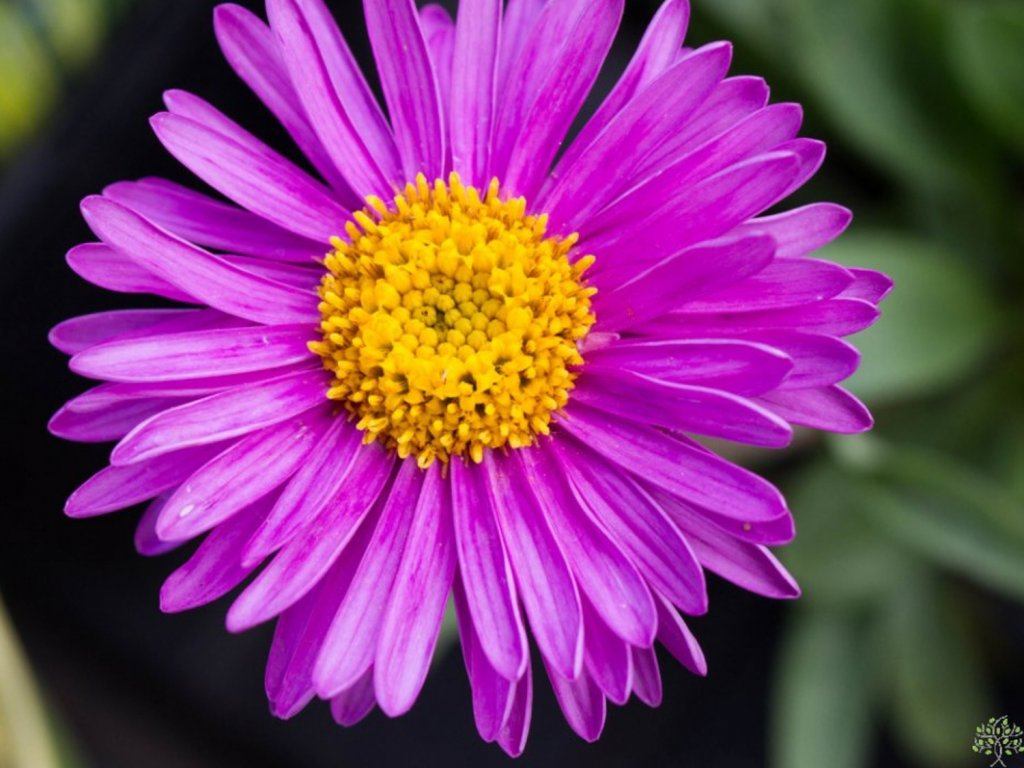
(682, 259, 855, 314)
(159, 497, 271, 612)
(543, 42, 731, 231)
(80, 196, 317, 325)
(544, 660, 606, 742)
(104, 178, 324, 262)
(554, 0, 690, 175)
(70, 325, 314, 383)
(65, 442, 224, 518)
(585, 338, 793, 397)
(735, 203, 852, 260)
(227, 443, 393, 631)
(134, 494, 186, 557)
(451, 460, 528, 681)
(842, 268, 894, 304)
(519, 445, 657, 647)
(110, 368, 327, 464)
(743, 331, 860, 389)
(554, 442, 707, 614)
(376, 464, 455, 716)
(582, 152, 801, 273)
(66, 243, 192, 302)
(647, 298, 881, 339)
(559, 404, 788, 523)
(49, 309, 235, 356)
(330, 670, 377, 726)
(630, 646, 663, 707)
(420, 6, 455, 128)
(363, 0, 445, 180)
(652, 488, 800, 599)
(582, 598, 633, 706)
(575, 367, 792, 448)
(453, 580, 516, 742)
(500, 0, 624, 199)
(243, 418, 364, 566)
(450, 0, 501, 185)
(654, 593, 706, 676)
(151, 111, 347, 242)
(49, 398, 183, 444)
(481, 451, 583, 681)
(593, 233, 775, 331)
(312, 460, 422, 696)
(155, 410, 327, 541)
(213, 4, 355, 195)
(496, 656, 533, 757)
(267, 0, 402, 197)
(757, 386, 873, 434)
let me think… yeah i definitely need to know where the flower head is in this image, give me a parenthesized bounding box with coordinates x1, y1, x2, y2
(49, 0, 890, 755)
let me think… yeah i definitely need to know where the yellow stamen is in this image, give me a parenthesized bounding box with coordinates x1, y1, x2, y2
(312, 172, 596, 468)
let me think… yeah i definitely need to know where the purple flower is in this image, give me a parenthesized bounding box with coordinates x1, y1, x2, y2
(49, 0, 891, 755)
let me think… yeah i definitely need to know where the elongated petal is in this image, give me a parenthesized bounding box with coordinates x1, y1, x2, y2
(843, 268, 893, 304)
(420, 6, 455, 123)
(554, 0, 690, 174)
(502, 0, 624, 199)
(482, 451, 583, 680)
(65, 443, 223, 518)
(451, 459, 527, 681)
(267, 0, 401, 197)
(151, 112, 347, 242)
(743, 331, 859, 389)
(313, 460, 421, 696)
(735, 203, 852, 259)
(49, 309, 236, 355)
(49, 398, 182, 444)
(159, 497, 270, 612)
(243, 418, 363, 565)
(227, 444, 393, 631)
(653, 489, 800, 599)
(582, 598, 633, 706)
(586, 338, 792, 397)
(156, 410, 327, 541)
(630, 646, 662, 706)
(496, 656, 532, 758)
(555, 442, 706, 614)
(655, 594, 706, 675)
(67, 243, 192, 302)
(363, 0, 445, 180)
(520, 446, 656, 647)
(757, 386, 873, 433)
(330, 670, 377, 726)
(559, 404, 788, 523)
(213, 4, 354, 194)
(450, 0, 500, 185)
(71, 325, 314, 382)
(104, 178, 323, 262)
(543, 42, 731, 230)
(682, 259, 854, 313)
(453, 581, 516, 742)
(134, 494, 184, 557)
(593, 234, 774, 330)
(544, 660, 606, 742)
(111, 368, 326, 464)
(376, 464, 455, 716)
(81, 196, 316, 325)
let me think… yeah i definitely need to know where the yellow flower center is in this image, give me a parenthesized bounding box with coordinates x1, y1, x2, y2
(310, 173, 596, 468)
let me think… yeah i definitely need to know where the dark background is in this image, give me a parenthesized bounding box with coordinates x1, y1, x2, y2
(2, 1, 1022, 766)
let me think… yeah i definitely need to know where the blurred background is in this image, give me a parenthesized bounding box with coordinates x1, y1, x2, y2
(1, 0, 1023, 766)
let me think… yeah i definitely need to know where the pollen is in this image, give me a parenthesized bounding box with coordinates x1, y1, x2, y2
(310, 173, 597, 468)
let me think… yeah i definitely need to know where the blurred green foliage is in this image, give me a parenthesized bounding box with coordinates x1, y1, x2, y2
(703, 1, 1024, 766)
(0, 0, 132, 160)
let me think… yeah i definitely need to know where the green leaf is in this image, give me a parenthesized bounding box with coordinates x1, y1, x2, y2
(783, 463, 902, 606)
(834, 437, 1024, 602)
(821, 231, 1001, 403)
(882, 571, 991, 766)
(772, 609, 873, 768)
(950, 1, 1024, 157)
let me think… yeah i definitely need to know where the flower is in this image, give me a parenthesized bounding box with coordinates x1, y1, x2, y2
(48, 0, 891, 756)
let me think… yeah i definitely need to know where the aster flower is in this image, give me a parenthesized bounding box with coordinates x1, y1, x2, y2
(49, 0, 891, 756)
